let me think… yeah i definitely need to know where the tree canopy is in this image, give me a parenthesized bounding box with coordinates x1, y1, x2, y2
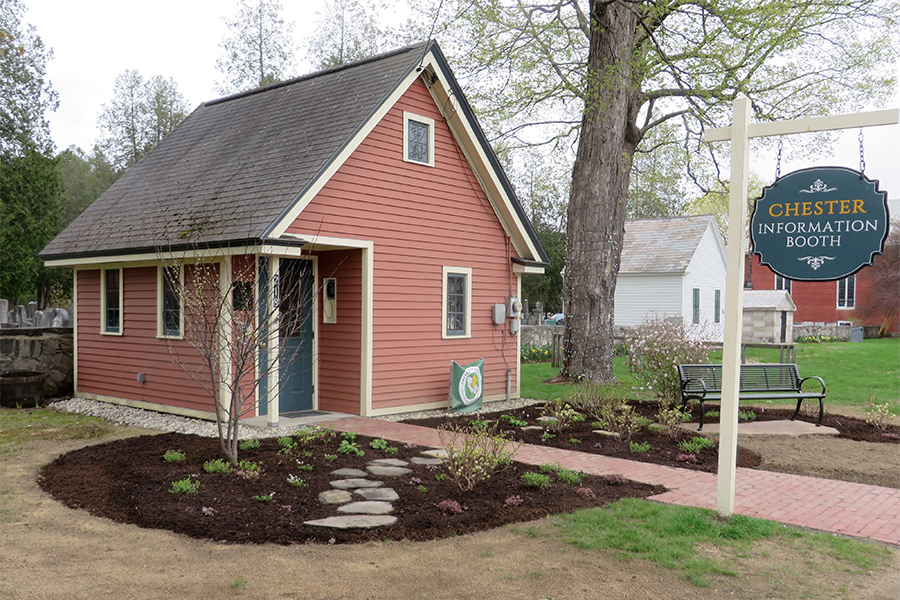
(216, 0, 296, 93)
(422, 0, 899, 381)
(96, 70, 188, 172)
(307, 0, 394, 69)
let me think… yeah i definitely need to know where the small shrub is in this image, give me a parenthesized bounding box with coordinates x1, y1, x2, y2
(436, 499, 464, 515)
(568, 437, 582, 444)
(324, 454, 338, 461)
(656, 405, 690, 438)
(522, 472, 552, 490)
(539, 463, 558, 473)
(865, 396, 896, 431)
(296, 461, 313, 471)
(499, 413, 528, 427)
(541, 398, 577, 433)
(369, 438, 388, 450)
(556, 468, 583, 485)
(237, 459, 261, 472)
(629, 441, 651, 454)
(625, 314, 711, 404)
(286, 474, 308, 487)
(239, 438, 260, 451)
(277, 436, 295, 448)
(163, 449, 186, 463)
(469, 420, 489, 430)
(678, 436, 716, 454)
(416, 485, 429, 494)
(676, 453, 699, 463)
(647, 423, 665, 434)
(438, 422, 520, 491)
(203, 458, 233, 474)
(574, 487, 595, 498)
(341, 431, 358, 442)
(170, 477, 199, 494)
(504, 495, 523, 506)
(540, 431, 556, 441)
(337, 440, 365, 456)
(384, 446, 399, 455)
(294, 426, 335, 444)
(738, 410, 757, 422)
(434, 473, 447, 482)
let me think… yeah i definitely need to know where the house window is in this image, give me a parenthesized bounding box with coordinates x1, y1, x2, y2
(403, 112, 435, 167)
(692, 288, 700, 324)
(775, 275, 792, 294)
(442, 266, 472, 338)
(714, 289, 721, 324)
(159, 266, 183, 338)
(101, 268, 122, 334)
(837, 275, 856, 309)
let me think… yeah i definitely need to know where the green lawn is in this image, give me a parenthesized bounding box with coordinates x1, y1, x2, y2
(521, 338, 899, 410)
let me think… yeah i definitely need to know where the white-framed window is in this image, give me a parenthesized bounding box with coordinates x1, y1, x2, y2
(775, 274, 792, 294)
(837, 275, 856, 309)
(158, 265, 184, 338)
(403, 111, 435, 167)
(714, 289, 721, 324)
(442, 266, 471, 339)
(692, 288, 700, 324)
(101, 267, 123, 335)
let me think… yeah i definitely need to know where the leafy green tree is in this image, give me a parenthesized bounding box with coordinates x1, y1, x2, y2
(97, 71, 187, 172)
(521, 226, 566, 315)
(307, 0, 394, 69)
(0, 0, 60, 305)
(424, 0, 898, 382)
(57, 146, 118, 229)
(0, 150, 61, 304)
(0, 0, 56, 160)
(627, 123, 691, 219)
(216, 0, 295, 93)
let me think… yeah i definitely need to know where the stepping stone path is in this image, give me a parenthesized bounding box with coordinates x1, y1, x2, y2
(305, 452, 444, 530)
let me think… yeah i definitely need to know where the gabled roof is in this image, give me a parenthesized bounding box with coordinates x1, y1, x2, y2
(41, 41, 548, 266)
(619, 214, 722, 274)
(743, 290, 797, 311)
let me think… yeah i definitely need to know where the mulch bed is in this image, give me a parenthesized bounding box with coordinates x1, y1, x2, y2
(37, 431, 663, 545)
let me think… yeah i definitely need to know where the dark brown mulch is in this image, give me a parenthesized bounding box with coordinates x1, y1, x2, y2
(401, 401, 898, 473)
(37, 431, 663, 545)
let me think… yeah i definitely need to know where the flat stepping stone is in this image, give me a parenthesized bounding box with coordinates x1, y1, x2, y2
(331, 468, 368, 477)
(330, 478, 383, 490)
(355, 487, 399, 501)
(410, 456, 442, 465)
(367, 465, 412, 477)
(593, 430, 621, 438)
(521, 425, 544, 431)
(337, 501, 394, 515)
(304, 515, 397, 529)
(420, 449, 448, 459)
(369, 458, 409, 467)
(318, 490, 353, 505)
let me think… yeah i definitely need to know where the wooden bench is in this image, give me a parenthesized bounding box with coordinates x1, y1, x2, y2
(678, 363, 826, 431)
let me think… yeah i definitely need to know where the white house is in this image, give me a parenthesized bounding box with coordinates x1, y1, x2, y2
(615, 215, 727, 341)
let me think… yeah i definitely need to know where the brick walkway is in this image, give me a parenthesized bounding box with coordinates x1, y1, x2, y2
(319, 417, 900, 546)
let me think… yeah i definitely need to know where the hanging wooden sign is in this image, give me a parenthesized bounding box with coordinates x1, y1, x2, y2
(750, 166, 889, 281)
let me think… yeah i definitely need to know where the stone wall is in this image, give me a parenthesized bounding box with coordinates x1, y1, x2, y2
(0, 328, 74, 398)
(793, 324, 852, 342)
(521, 324, 564, 347)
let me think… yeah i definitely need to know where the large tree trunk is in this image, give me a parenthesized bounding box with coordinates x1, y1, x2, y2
(562, 0, 643, 382)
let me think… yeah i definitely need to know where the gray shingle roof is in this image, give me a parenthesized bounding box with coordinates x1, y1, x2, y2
(619, 215, 718, 274)
(41, 43, 435, 259)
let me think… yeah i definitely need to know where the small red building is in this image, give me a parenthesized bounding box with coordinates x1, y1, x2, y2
(40, 42, 548, 421)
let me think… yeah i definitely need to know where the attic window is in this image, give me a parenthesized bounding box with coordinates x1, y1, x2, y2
(403, 112, 434, 167)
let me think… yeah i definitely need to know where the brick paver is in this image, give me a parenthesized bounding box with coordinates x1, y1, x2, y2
(320, 417, 900, 546)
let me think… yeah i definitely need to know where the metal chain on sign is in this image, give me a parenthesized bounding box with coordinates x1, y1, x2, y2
(858, 128, 866, 174)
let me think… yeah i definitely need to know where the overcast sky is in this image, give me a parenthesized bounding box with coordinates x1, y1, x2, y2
(23, 0, 900, 197)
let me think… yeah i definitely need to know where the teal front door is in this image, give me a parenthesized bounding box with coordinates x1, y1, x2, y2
(278, 259, 314, 412)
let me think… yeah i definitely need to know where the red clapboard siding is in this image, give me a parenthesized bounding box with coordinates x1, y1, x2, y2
(288, 79, 521, 411)
(76, 266, 220, 413)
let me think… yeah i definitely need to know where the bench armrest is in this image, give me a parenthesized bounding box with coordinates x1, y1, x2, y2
(799, 376, 826, 395)
(681, 376, 708, 397)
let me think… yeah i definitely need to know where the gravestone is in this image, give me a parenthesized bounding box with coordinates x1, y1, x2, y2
(0, 299, 8, 323)
(26, 301, 37, 319)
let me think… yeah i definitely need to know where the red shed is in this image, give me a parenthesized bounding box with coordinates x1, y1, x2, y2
(41, 42, 548, 422)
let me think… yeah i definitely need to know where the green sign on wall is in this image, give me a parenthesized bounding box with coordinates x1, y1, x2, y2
(750, 167, 890, 281)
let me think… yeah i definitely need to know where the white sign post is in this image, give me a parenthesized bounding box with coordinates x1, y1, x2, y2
(703, 101, 898, 518)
